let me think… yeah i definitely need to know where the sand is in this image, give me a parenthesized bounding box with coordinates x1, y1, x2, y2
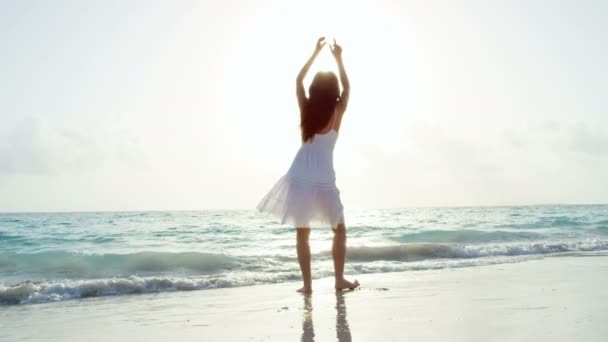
(1, 255, 607, 341)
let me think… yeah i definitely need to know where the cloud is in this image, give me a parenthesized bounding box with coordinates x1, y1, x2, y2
(0, 116, 96, 174)
(0, 116, 144, 176)
(566, 122, 608, 157)
(348, 117, 608, 207)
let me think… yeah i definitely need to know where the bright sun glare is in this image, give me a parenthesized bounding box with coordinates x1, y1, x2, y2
(229, 0, 407, 133)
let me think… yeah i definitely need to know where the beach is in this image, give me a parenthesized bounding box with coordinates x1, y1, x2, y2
(3, 0, 607, 340)
(2, 255, 606, 341)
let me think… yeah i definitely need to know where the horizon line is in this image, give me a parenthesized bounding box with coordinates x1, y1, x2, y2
(1, 202, 607, 215)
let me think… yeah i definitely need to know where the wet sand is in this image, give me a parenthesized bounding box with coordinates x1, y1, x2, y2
(2, 255, 607, 341)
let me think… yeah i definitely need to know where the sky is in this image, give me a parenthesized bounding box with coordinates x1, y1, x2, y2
(0, 0, 607, 212)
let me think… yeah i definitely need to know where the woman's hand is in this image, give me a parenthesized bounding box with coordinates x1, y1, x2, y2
(330, 39, 342, 59)
(314, 37, 326, 54)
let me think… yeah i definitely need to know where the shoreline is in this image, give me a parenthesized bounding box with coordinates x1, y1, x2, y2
(2, 254, 607, 341)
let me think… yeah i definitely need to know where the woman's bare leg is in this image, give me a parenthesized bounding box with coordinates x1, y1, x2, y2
(332, 223, 359, 291)
(296, 227, 312, 293)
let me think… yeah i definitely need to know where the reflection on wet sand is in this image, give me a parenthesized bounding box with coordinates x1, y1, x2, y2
(300, 292, 352, 342)
(335, 293, 352, 342)
(301, 295, 315, 342)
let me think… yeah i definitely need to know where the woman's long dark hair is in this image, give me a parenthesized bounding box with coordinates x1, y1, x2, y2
(301, 71, 340, 142)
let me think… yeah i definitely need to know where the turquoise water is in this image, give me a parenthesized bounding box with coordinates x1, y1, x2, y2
(1, 205, 608, 305)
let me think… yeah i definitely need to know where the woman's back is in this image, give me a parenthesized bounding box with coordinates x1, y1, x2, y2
(287, 128, 339, 186)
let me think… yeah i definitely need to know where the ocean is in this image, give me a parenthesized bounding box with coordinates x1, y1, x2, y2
(1, 205, 607, 305)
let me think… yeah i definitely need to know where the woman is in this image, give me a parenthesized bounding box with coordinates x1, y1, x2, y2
(258, 37, 359, 293)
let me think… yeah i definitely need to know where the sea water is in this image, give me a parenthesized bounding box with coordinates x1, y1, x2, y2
(1, 205, 607, 305)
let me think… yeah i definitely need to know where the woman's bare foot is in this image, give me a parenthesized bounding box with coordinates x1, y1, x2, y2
(335, 278, 359, 291)
(297, 286, 313, 294)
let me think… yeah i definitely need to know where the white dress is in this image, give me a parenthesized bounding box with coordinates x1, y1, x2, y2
(257, 126, 344, 228)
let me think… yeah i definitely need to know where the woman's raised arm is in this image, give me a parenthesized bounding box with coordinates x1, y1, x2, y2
(331, 39, 350, 130)
(296, 37, 326, 113)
